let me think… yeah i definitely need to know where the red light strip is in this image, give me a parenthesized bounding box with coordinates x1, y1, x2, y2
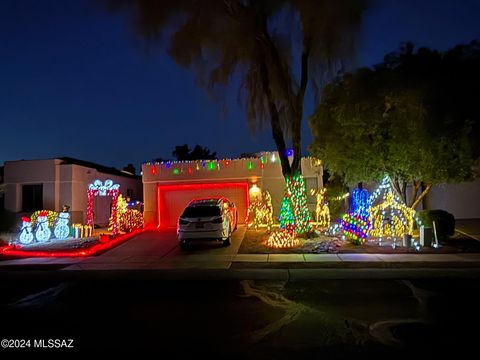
(156, 182, 249, 228)
(0, 229, 142, 258)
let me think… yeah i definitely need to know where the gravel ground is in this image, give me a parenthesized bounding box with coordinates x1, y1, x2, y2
(239, 229, 480, 254)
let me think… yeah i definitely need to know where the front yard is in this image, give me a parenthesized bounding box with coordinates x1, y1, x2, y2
(238, 228, 480, 254)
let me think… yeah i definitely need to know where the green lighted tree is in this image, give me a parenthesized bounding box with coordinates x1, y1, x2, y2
(279, 193, 294, 229)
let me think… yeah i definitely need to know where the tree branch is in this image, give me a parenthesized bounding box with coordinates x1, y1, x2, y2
(410, 183, 432, 210)
(409, 180, 421, 208)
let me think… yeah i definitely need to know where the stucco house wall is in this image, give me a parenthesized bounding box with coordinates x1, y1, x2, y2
(4, 158, 142, 225)
(425, 179, 480, 219)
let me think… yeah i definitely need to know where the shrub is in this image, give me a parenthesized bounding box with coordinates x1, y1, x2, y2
(0, 209, 16, 232)
(416, 209, 455, 240)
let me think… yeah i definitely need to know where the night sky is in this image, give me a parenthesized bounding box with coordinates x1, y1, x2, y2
(1, 0, 479, 171)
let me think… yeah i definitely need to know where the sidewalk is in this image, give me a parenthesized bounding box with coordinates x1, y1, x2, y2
(1, 252, 479, 270)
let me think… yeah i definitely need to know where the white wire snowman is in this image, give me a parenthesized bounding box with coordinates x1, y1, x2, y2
(54, 211, 70, 240)
(35, 211, 51, 242)
(18, 216, 34, 245)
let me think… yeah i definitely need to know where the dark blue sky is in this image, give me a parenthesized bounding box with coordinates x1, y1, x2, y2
(1, 0, 479, 171)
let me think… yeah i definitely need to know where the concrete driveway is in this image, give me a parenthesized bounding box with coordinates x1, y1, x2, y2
(455, 219, 480, 241)
(63, 226, 247, 270)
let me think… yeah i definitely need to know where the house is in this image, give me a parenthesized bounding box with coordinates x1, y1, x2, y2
(141, 152, 323, 228)
(3, 157, 142, 225)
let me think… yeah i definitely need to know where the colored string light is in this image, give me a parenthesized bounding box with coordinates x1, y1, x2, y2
(247, 191, 273, 231)
(87, 179, 120, 236)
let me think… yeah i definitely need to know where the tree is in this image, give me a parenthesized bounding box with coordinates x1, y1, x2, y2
(310, 42, 479, 209)
(172, 144, 217, 160)
(122, 163, 136, 175)
(106, 0, 368, 233)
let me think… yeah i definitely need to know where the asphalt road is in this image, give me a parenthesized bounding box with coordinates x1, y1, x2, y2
(1, 276, 478, 357)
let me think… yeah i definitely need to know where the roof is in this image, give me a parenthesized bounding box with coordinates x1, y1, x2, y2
(58, 157, 141, 180)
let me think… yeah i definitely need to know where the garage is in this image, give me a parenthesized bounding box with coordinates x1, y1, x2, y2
(157, 182, 249, 228)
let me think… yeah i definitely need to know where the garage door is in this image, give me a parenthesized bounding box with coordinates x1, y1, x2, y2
(157, 182, 249, 228)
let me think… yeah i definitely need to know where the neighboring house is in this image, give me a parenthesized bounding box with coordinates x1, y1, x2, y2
(4, 157, 142, 225)
(141, 152, 323, 228)
(425, 179, 480, 219)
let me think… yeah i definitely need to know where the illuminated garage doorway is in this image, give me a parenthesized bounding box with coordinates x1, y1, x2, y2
(156, 182, 249, 228)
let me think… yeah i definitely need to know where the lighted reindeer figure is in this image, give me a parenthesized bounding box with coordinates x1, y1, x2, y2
(315, 188, 330, 227)
(263, 190, 274, 232)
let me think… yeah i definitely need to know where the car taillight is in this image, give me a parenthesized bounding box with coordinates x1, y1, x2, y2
(211, 217, 223, 224)
(179, 218, 189, 225)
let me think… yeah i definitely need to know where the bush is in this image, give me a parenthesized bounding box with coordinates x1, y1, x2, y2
(416, 209, 455, 239)
(0, 209, 16, 232)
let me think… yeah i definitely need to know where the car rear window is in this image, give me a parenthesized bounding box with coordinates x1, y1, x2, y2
(182, 206, 221, 218)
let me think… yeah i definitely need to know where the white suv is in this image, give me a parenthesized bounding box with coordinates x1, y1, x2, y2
(177, 197, 237, 248)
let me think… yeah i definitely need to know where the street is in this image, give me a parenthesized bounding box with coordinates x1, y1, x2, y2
(1, 275, 479, 357)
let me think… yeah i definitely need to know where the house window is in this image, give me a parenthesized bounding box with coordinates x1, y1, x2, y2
(22, 184, 43, 212)
(304, 177, 318, 204)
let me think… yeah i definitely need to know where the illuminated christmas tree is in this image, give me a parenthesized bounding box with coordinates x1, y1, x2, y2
(108, 194, 128, 232)
(279, 194, 294, 231)
(285, 174, 313, 234)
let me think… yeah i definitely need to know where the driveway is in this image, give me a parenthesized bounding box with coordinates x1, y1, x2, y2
(455, 219, 480, 241)
(63, 226, 247, 270)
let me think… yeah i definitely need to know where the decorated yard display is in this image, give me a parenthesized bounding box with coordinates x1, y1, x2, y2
(341, 212, 371, 245)
(35, 210, 51, 242)
(119, 209, 144, 233)
(369, 191, 416, 239)
(341, 184, 372, 244)
(350, 185, 371, 217)
(279, 193, 295, 229)
(72, 224, 93, 238)
(281, 175, 312, 235)
(266, 228, 299, 248)
(30, 210, 58, 228)
(108, 194, 144, 233)
(54, 212, 70, 240)
(315, 188, 330, 227)
(18, 216, 34, 245)
(247, 190, 273, 231)
(87, 179, 120, 236)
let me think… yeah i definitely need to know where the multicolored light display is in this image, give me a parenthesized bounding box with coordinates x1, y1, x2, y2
(119, 209, 144, 233)
(30, 210, 58, 228)
(143, 151, 318, 177)
(279, 193, 295, 229)
(87, 179, 120, 236)
(247, 190, 273, 231)
(283, 174, 313, 235)
(341, 213, 371, 245)
(266, 228, 299, 248)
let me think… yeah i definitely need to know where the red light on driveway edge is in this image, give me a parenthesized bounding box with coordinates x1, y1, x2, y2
(0, 229, 143, 258)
